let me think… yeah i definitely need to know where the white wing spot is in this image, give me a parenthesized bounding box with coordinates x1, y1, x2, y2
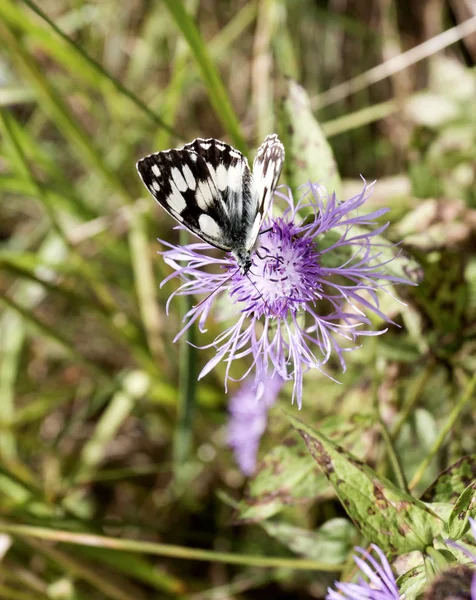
(198, 214, 221, 240)
(182, 164, 196, 190)
(215, 164, 228, 191)
(151, 180, 160, 192)
(227, 164, 242, 193)
(200, 142, 211, 150)
(215, 143, 225, 151)
(171, 167, 188, 192)
(229, 150, 242, 159)
(196, 180, 214, 210)
(152, 165, 161, 177)
(246, 213, 262, 251)
(189, 153, 198, 162)
(166, 183, 187, 214)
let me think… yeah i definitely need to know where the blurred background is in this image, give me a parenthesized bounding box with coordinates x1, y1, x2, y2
(0, 0, 475, 598)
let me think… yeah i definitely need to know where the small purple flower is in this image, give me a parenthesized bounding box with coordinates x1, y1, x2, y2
(227, 373, 283, 475)
(326, 545, 401, 600)
(161, 181, 410, 407)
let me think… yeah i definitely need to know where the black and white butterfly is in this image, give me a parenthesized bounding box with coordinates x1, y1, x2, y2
(136, 134, 285, 275)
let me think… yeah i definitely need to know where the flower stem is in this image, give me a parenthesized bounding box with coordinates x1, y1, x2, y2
(379, 417, 409, 493)
(391, 361, 435, 441)
(0, 523, 343, 571)
(372, 352, 408, 492)
(409, 372, 476, 491)
(173, 230, 198, 467)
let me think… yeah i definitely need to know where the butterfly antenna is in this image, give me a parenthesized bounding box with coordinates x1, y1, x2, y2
(193, 269, 238, 309)
(245, 271, 276, 316)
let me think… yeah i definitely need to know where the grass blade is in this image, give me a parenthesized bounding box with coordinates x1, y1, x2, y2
(162, 0, 247, 153)
(6, 0, 182, 139)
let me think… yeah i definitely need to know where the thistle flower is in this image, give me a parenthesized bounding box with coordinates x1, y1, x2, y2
(161, 181, 410, 407)
(227, 373, 283, 475)
(327, 520, 476, 600)
(326, 545, 402, 600)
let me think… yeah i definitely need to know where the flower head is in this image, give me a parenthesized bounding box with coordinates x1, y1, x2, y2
(227, 373, 283, 475)
(161, 181, 410, 407)
(327, 520, 476, 600)
(326, 544, 402, 600)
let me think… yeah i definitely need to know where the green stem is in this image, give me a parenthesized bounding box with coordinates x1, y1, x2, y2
(372, 351, 408, 491)
(409, 372, 476, 490)
(0, 523, 343, 572)
(379, 417, 409, 493)
(173, 231, 197, 466)
(391, 361, 435, 441)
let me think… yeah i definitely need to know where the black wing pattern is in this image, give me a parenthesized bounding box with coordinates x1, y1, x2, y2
(136, 139, 253, 251)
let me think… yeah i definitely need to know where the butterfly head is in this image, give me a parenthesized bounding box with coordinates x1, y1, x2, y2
(233, 249, 253, 276)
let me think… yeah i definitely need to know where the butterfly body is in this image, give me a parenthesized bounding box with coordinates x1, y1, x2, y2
(136, 134, 284, 274)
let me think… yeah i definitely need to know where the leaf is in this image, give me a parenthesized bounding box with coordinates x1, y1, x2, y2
(287, 413, 444, 554)
(279, 79, 341, 196)
(396, 565, 427, 600)
(421, 455, 476, 503)
(234, 432, 328, 524)
(234, 414, 375, 524)
(262, 518, 356, 564)
(447, 482, 476, 541)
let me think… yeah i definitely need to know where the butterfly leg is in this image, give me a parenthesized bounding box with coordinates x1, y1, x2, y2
(259, 227, 273, 236)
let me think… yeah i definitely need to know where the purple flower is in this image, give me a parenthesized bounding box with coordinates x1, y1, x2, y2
(227, 373, 283, 475)
(326, 545, 401, 600)
(161, 180, 410, 407)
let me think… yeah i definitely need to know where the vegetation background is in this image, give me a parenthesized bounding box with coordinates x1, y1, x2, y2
(0, 0, 475, 598)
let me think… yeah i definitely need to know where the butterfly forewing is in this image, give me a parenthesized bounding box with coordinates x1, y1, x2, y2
(137, 147, 232, 250)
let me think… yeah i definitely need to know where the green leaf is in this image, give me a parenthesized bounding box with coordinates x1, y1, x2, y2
(421, 455, 476, 503)
(262, 518, 356, 564)
(279, 79, 341, 196)
(234, 431, 327, 524)
(447, 482, 476, 541)
(287, 412, 444, 554)
(234, 414, 375, 523)
(396, 565, 427, 600)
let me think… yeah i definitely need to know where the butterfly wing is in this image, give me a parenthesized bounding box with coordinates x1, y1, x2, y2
(245, 134, 285, 252)
(136, 140, 253, 252)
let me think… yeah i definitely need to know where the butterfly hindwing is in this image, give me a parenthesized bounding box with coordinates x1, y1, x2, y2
(248, 134, 285, 250)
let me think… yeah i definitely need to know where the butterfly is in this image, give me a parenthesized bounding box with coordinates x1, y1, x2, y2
(136, 134, 285, 275)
